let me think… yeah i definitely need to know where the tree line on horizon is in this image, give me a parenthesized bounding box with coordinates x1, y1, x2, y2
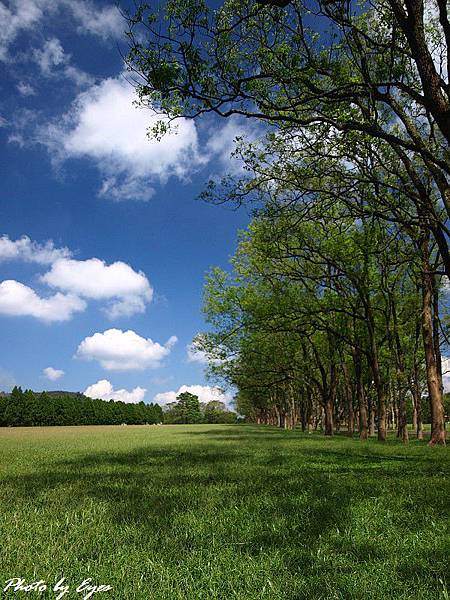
(125, 0, 450, 444)
(0, 388, 238, 427)
(0, 387, 163, 427)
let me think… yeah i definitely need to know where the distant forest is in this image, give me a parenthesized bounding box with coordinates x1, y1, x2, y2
(0, 387, 238, 427)
(0, 387, 163, 427)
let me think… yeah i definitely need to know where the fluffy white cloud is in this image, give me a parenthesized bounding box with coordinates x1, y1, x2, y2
(0, 280, 86, 322)
(0, 234, 71, 264)
(84, 379, 146, 403)
(41, 257, 153, 318)
(154, 384, 232, 407)
(42, 75, 205, 201)
(0, 0, 124, 62)
(43, 366, 64, 380)
(0, 235, 154, 320)
(76, 329, 177, 371)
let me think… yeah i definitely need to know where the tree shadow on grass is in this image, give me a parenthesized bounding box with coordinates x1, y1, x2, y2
(1, 429, 449, 598)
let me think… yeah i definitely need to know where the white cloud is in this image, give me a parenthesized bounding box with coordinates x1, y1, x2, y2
(154, 384, 232, 407)
(76, 329, 177, 371)
(69, 1, 124, 40)
(33, 37, 65, 74)
(186, 335, 227, 365)
(441, 356, 450, 392)
(62, 64, 94, 88)
(0, 235, 154, 321)
(0, 0, 124, 62)
(205, 116, 261, 175)
(0, 0, 47, 62)
(0, 280, 86, 322)
(165, 335, 178, 349)
(84, 379, 146, 403)
(32, 37, 94, 87)
(16, 82, 36, 96)
(42, 75, 205, 201)
(43, 366, 64, 381)
(186, 343, 209, 364)
(0, 234, 71, 264)
(41, 257, 153, 318)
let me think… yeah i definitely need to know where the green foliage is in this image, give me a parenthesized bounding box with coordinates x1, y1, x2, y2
(0, 388, 163, 427)
(163, 394, 237, 424)
(126, 0, 449, 442)
(202, 400, 236, 423)
(177, 391, 203, 424)
(196, 202, 431, 435)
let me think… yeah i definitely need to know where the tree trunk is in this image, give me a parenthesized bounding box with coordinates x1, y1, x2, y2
(433, 285, 444, 397)
(421, 234, 446, 445)
(368, 392, 376, 437)
(324, 397, 333, 436)
(412, 397, 417, 432)
(371, 366, 387, 441)
(397, 386, 409, 443)
(411, 313, 424, 440)
(342, 363, 355, 437)
(353, 348, 368, 440)
(366, 302, 387, 441)
(417, 397, 424, 440)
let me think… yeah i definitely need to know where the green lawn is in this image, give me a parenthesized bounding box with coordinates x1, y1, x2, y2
(0, 425, 449, 599)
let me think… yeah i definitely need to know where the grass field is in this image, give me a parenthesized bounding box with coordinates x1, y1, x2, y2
(0, 425, 449, 600)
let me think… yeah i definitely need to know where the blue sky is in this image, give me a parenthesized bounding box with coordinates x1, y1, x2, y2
(0, 0, 251, 407)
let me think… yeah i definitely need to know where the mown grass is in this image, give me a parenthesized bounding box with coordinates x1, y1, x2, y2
(0, 425, 449, 599)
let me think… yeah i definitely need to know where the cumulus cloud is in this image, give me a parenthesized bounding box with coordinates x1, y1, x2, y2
(0, 280, 86, 322)
(43, 366, 64, 380)
(0, 0, 124, 62)
(41, 75, 205, 201)
(84, 379, 146, 403)
(0, 235, 154, 320)
(41, 257, 153, 318)
(0, 234, 71, 264)
(154, 384, 232, 407)
(76, 329, 177, 371)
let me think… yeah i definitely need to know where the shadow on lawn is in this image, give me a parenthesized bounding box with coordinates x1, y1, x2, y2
(2, 427, 449, 593)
